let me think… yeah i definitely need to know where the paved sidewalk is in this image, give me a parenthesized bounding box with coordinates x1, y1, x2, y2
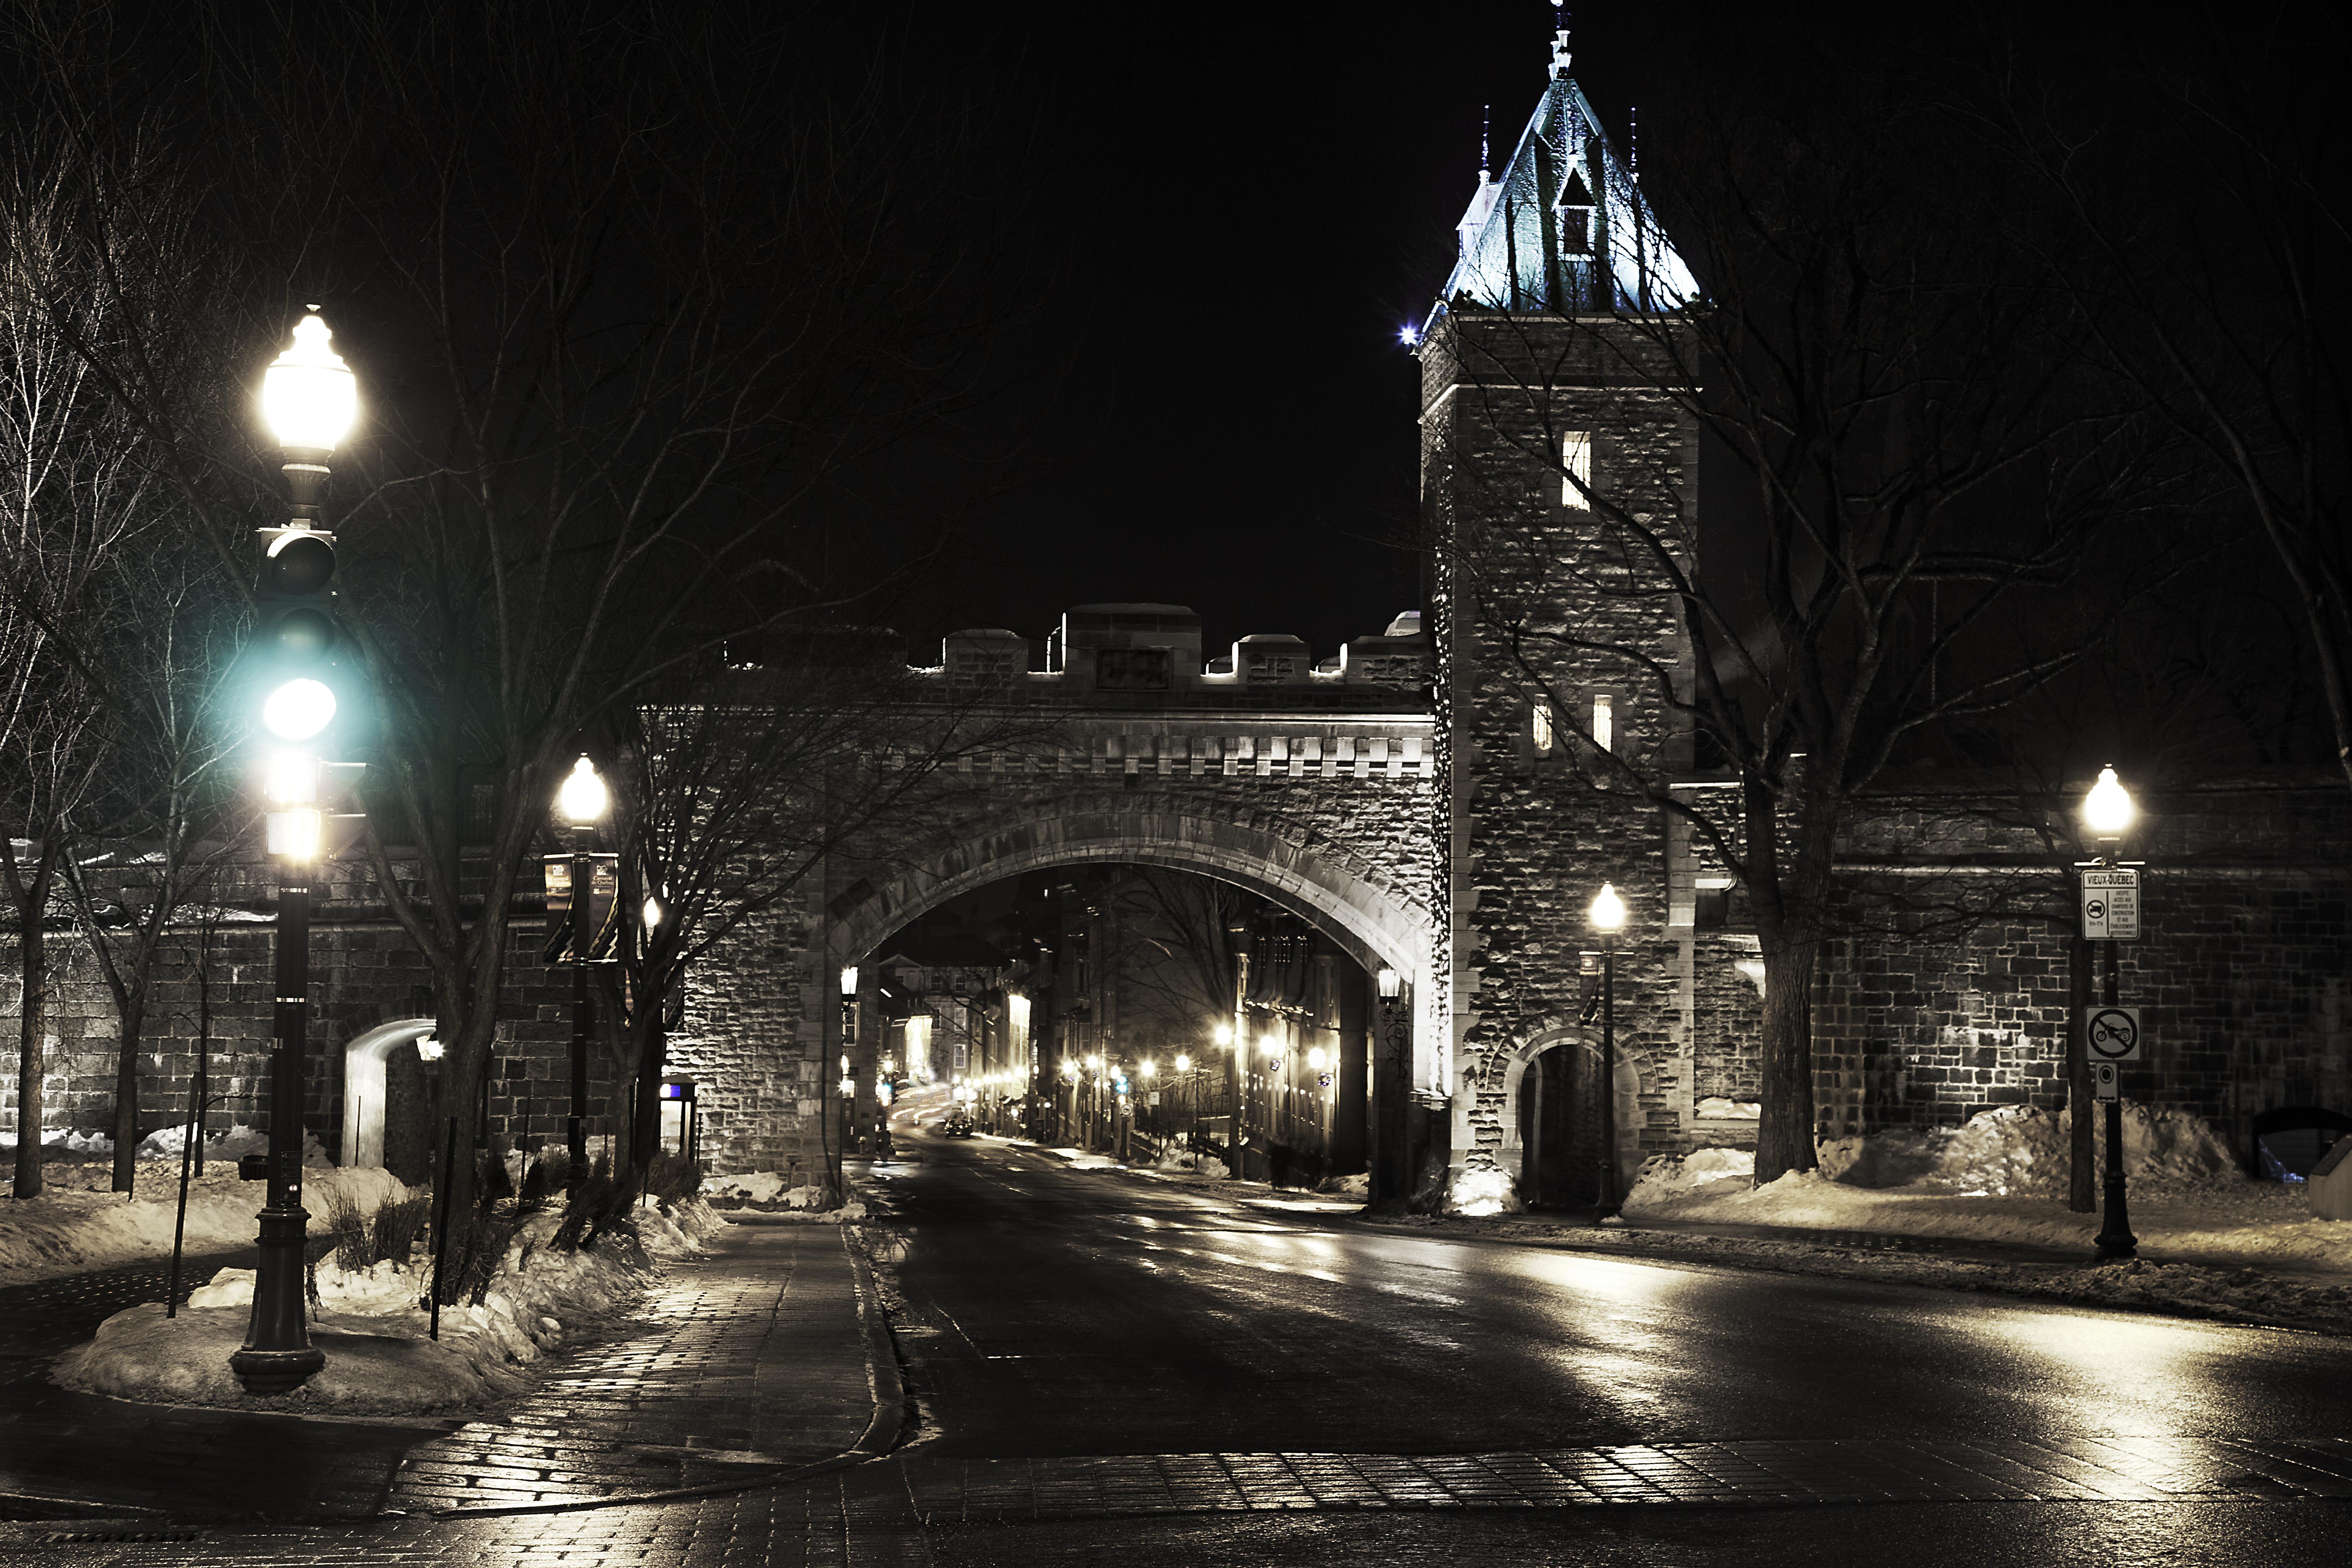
(389, 1218, 886, 1514)
(0, 1215, 888, 1524)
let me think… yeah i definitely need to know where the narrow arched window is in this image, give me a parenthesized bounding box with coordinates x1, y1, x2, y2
(1561, 431, 1592, 509)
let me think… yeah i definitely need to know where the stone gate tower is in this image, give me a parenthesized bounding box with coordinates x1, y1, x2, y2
(1415, 16, 1709, 1210)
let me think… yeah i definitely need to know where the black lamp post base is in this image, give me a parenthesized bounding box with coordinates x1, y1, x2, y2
(229, 1344, 327, 1395)
(232, 1202, 324, 1394)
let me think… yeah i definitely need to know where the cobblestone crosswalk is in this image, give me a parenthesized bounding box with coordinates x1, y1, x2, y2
(7, 1434, 2349, 1565)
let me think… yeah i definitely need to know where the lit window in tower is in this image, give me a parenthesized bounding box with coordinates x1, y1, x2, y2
(1532, 699, 1554, 753)
(1592, 694, 1613, 752)
(1561, 431, 1592, 509)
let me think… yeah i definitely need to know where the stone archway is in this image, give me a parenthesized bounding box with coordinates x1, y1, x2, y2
(340, 1017, 438, 1174)
(827, 788, 1442, 1085)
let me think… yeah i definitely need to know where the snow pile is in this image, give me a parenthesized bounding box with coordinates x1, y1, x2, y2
(1695, 1098, 1760, 1119)
(703, 1171, 863, 1221)
(1155, 1148, 1230, 1178)
(54, 1197, 722, 1417)
(0, 1165, 413, 1285)
(1619, 1104, 2347, 1274)
(2, 1123, 331, 1166)
(1816, 1104, 2237, 1197)
(1450, 1165, 1515, 1217)
(1319, 1172, 1371, 1200)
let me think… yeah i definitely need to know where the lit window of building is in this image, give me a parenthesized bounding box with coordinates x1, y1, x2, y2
(1591, 694, 1613, 752)
(1561, 431, 1592, 509)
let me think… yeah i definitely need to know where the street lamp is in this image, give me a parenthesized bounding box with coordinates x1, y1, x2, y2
(1589, 882, 1627, 1220)
(557, 755, 606, 1192)
(232, 312, 360, 1397)
(2084, 766, 2138, 1261)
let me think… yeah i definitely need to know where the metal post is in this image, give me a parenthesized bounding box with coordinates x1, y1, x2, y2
(230, 866, 324, 1393)
(2094, 936, 2137, 1259)
(567, 834, 591, 1191)
(1596, 936, 1618, 1220)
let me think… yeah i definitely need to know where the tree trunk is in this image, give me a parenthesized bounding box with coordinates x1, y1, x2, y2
(110, 990, 147, 1194)
(1753, 929, 1819, 1185)
(2067, 934, 2095, 1212)
(13, 914, 46, 1200)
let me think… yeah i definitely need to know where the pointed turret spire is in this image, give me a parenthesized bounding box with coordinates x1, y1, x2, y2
(1550, 2, 1572, 77)
(1480, 106, 1491, 178)
(1629, 106, 1640, 182)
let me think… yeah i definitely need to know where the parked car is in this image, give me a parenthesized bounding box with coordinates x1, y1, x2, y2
(940, 1106, 975, 1138)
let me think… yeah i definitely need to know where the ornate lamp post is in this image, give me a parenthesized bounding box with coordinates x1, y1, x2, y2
(2084, 766, 2139, 1261)
(1374, 965, 1408, 1204)
(556, 755, 606, 1191)
(1589, 882, 1627, 1220)
(233, 312, 358, 1395)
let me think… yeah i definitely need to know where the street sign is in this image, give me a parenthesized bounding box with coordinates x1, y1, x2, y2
(2092, 1060, 2120, 1101)
(2084, 1004, 2143, 1063)
(2081, 867, 2141, 941)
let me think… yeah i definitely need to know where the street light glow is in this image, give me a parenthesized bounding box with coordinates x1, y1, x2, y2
(2084, 765, 2136, 837)
(1590, 881, 1627, 932)
(1308, 1047, 1328, 1070)
(260, 312, 359, 453)
(1376, 965, 1402, 1000)
(263, 750, 318, 805)
(1140, 1059, 1156, 1078)
(265, 808, 322, 859)
(262, 677, 337, 740)
(1174, 1053, 1191, 1072)
(1214, 1023, 1233, 1045)
(642, 896, 663, 929)
(557, 754, 607, 825)
(1261, 1034, 1282, 1058)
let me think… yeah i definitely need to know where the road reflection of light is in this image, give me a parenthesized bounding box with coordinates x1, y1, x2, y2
(1302, 1269, 1344, 1285)
(1955, 1307, 2220, 1432)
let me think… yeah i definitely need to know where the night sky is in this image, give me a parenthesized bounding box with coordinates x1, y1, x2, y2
(864, 1, 1679, 666)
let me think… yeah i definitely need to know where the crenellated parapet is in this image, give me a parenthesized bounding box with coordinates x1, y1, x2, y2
(909, 604, 1432, 707)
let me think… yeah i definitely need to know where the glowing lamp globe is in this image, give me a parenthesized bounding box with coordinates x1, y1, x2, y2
(1139, 1059, 1156, 1079)
(261, 312, 359, 454)
(1174, 1053, 1191, 1073)
(840, 966, 858, 996)
(1590, 882, 1627, 934)
(263, 677, 337, 740)
(2083, 766, 2136, 838)
(1376, 965, 1402, 1000)
(1214, 1023, 1234, 1045)
(642, 896, 663, 929)
(557, 755, 607, 825)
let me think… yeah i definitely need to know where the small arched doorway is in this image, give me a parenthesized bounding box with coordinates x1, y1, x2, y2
(340, 1018, 439, 1181)
(1516, 1041, 1594, 1209)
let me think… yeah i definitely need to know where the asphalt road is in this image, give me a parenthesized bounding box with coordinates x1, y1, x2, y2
(868, 1118, 2352, 1460)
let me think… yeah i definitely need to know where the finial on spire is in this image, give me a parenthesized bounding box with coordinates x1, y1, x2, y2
(1480, 106, 1491, 178)
(1550, 2, 1572, 77)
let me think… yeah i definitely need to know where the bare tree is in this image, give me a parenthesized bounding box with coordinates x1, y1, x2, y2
(60, 557, 243, 1192)
(9, 2, 1026, 1215)
(0, 130, 170, 1197)
(1995, 27, 2352, 788)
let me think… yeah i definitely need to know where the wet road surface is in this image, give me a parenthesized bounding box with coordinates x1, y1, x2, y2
(869, 1126, 2352, 1460)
